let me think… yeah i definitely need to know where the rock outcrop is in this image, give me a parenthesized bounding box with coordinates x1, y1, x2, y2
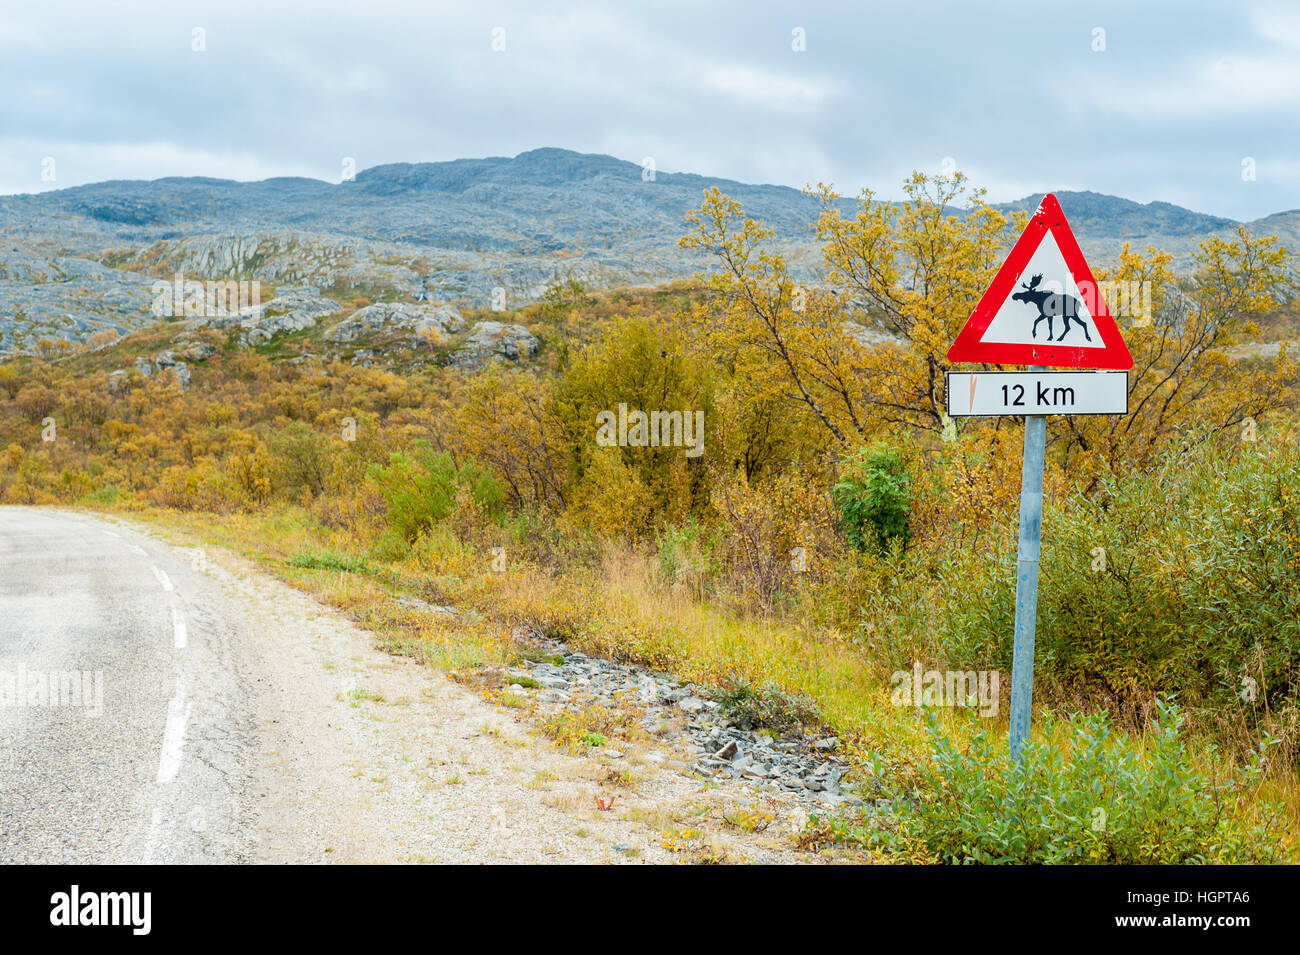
(195, 286, 341, 346)
(451, 321, 540, 369)
(327, 302, 464, 344)
(0, 248, 156, 354)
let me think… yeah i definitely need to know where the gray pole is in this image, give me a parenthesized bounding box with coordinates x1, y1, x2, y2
(1009, 370, 1047, 759)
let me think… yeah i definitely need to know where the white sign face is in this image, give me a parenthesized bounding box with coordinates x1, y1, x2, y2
(977, 231, 1104, 349)
(946, 371, 1128, 417)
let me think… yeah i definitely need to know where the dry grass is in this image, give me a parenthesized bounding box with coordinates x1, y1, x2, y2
(114, 503, 1300, 861)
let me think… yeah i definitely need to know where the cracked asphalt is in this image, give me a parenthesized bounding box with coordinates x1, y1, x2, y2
(0, 507, 249, 863)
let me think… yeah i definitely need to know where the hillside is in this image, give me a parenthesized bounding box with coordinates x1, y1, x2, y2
(1, 147, 1297, 354)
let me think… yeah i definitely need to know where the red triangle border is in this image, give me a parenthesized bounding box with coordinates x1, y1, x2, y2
(947, 193, 1134, 369)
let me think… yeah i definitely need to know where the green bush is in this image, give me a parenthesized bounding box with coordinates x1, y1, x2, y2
(865, 699, 1283, 863)
(368, 528, 412, 563)
(289, 550, 370, 573)
(86, 484, 121, 506)
(368, 442, 504, 543)
(269, 422, 331, 497)
(656, 518, 720, 587)
(832, 445, 911, 554)
(717, 676, 821, 733)
(937, 437, 1300, 740)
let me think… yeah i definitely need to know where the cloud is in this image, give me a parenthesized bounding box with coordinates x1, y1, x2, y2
(700, 65, 836, 111)
(0, 0, 1296, 220)
(1252, 5, 1300, 48)
(1096, 54, 1300, 118)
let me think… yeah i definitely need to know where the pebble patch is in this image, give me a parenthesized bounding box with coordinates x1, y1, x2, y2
(507, 647, 861, 809)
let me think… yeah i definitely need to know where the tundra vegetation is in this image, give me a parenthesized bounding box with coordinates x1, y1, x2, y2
(2, 172, 1298, 862)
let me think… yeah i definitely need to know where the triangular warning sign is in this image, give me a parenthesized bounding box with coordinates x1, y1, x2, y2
(947, 193, 1133, 369)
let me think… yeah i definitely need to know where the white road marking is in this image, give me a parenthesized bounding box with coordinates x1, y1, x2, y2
(101, 529, 119, 538)
(128, 544, 148, 557)
(171, 604, 188, 649)
(143, 807, 164, 864)
(150, 566, 173, 591)
(157, 681, 188, 784)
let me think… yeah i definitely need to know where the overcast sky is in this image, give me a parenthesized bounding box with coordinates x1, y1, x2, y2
(1, 0, 1296, 220)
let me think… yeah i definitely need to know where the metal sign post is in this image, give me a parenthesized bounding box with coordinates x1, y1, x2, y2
(1008, 371, 1046, 758)
(946, 369, 1127, 757)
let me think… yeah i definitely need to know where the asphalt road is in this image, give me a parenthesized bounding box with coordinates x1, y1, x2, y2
(0, 508, 251, 863)
(0, 506, 709, 865)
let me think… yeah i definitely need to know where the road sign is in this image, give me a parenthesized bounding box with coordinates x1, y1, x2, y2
(946, 371, 1128, 417)
(947, 194, 1134, 760)
(947, 193, 1133, 369)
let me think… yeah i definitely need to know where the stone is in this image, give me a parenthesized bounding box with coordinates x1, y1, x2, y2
(178, 340, 217, 361)
(451, 321, 540, 369)
(642, 716, 671, 735)
(393, 595, 456, 616)
(510, 637, 856, 808)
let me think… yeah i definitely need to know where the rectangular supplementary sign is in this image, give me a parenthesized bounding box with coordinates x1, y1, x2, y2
(946, 371, 1128, 417)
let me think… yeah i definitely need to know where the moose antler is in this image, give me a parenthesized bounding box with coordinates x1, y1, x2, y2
(1021, 273, 1043, 290)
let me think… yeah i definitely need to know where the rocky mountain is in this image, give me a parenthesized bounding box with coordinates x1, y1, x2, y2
(1, 147, 1296, 355)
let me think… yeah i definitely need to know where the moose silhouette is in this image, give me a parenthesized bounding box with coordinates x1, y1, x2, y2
(1011, 273, 1093, 343)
